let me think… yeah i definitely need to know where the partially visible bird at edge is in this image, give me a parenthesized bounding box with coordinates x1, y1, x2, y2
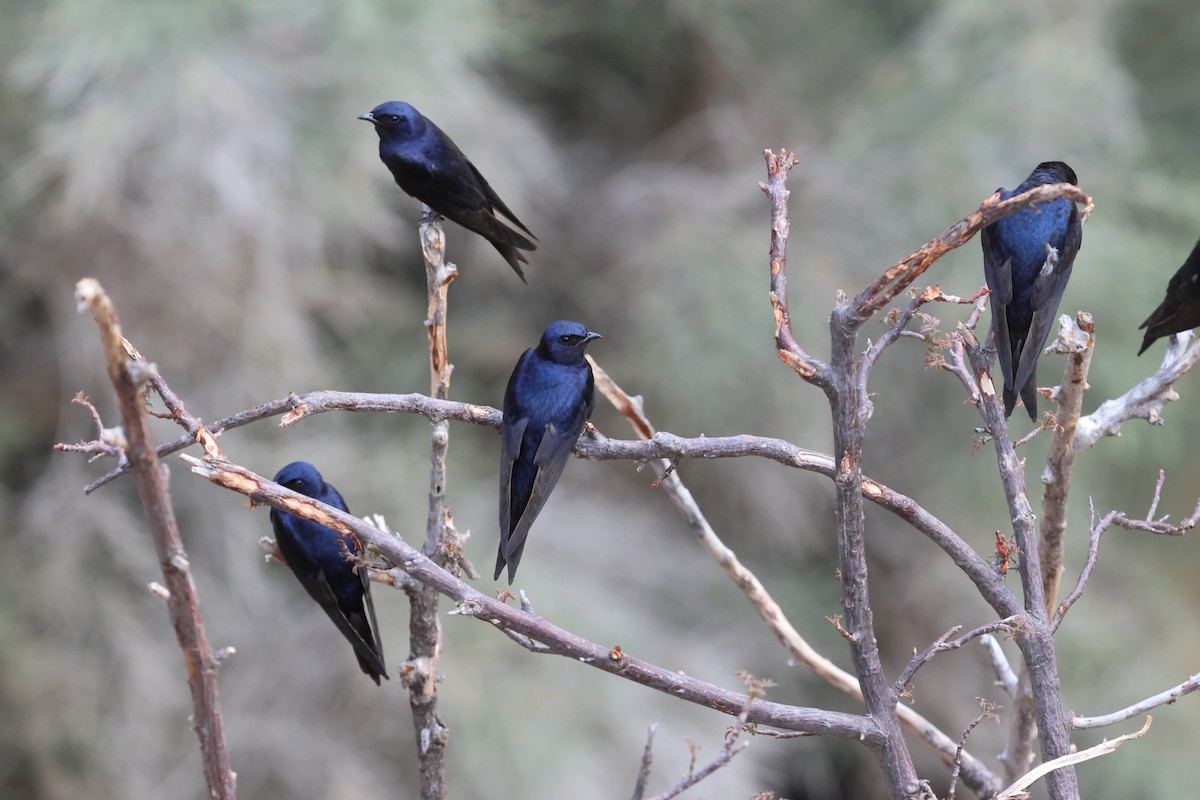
(358, 100, 537, 281)
(497, 321, 602, 583)
(1138, 238, 1200, 355)
(270, 461, 387, 685)
(981, 161, 1083, 419)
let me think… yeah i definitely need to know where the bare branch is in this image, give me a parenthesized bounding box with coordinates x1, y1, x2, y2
(960, 324, 1080, 795)
(629, 724, 657, 800)
(863, 285, 988, 374)
(997, 717, 1153, 799)
(1074, 332, 1200, 449)
(761, 149, 833, 392)
(894, 618, 1019, 698)
(406, 208, 456, 800)
(181, 455, 877, 741)
(590, 357, 1005, 798)
(980, 635, 1019, 699)
(74, 279, 236, 800)
(644, 691, 758, 800)
(948, 699, 1001, 800)
(851, 182, 1091, 326)
(1051, 501, 1107, 631)
(1039, 312, 1096, 614)
(1074, 675, 1200, 729)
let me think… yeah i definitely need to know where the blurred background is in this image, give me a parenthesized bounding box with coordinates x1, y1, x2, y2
(3, 0, 1199, 797)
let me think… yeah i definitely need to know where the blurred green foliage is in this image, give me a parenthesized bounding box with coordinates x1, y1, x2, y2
(3, 0, 1199, 797)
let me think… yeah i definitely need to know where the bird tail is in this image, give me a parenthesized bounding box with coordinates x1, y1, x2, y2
(455, 210, 536, 282)
(356, 650, 386, 686)
(493, 547, 509, 583)
(1002, 380, 1038, 420)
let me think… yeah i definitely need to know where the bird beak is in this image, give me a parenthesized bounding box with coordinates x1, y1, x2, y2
(357, 112, 375, 123)
(585, 331, 603, 341)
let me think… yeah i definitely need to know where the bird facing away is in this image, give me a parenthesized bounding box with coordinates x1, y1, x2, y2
(270, 461, 387, 685)
(358, 100, 537, 281)
(981, 161, 1083, 419)
(1138, 238, 1200, 355)
(497, 321, 602, 583)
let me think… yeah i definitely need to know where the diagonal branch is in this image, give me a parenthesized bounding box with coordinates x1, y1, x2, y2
(851, 182, 1091, 327)
(1074, 676, 1200, 730)
(1074, 332, 1200, 449)
(180, 455, 878, 742)
(591, 356, 1005, 798)
(996, 717, 1152, 800)
(74, 279, 236, 800)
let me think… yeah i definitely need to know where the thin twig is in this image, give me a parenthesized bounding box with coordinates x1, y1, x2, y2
(980, 635, 1019, 699)
(629, 724, 657, 800)
(996, 716, 1153, 799)
(894, 618, 1018, 698)
(1074, 675, 1200, 729)
(1051, 501, 1107, 631)
(644, 693, 757, 800)
(948, 699, 1000, 800)
(74, 279, 236, 800)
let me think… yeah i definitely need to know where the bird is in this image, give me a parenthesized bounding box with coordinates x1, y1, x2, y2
(1138, 238, 1200, 355)
(496, 321, 602, 583)
(270, 461, 387, 685)
(981, 161, 1083, 419)
(358, 100, 537, 281)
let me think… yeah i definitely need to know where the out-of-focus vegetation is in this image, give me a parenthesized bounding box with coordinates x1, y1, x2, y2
(3, 0, 1199, 797)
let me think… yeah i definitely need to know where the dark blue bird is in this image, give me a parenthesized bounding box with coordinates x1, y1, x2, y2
(981, 161, 1083, 419)
(358, 100, 536, 281)
(1138, 238, 1200, 355)
(497, 321, 602, 583)
(270, 462, 387, 685)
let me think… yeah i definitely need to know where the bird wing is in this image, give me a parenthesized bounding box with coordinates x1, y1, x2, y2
(496, 413, 529, 580)
(330, 483, 387, 678)
(982, 224, 1018, 388)
(307, 562, 387, 680)
(466, 161, 536, 238)
(502, 377, 595, 566)
(1013, 205, 1081, 392)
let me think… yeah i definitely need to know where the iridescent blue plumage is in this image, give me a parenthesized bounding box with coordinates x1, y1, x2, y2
(270, 461, 386, 684)
(358, 100, 536, 281)
(981, 161, 1083, 419)
(497, 321, 601, 583)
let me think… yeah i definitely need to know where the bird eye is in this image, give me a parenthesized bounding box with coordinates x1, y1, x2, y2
(387, 114, 401, 124)
(559, 335, 577, 345)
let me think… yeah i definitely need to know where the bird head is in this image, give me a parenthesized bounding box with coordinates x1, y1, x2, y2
(1030, 161, 1078, 186)
(538, 320, 602, 365)
(357, 101, 424, 137)
(273, 461, 326, 498)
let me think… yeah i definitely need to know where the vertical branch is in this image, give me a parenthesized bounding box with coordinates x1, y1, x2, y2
(829, 302, 920, 796)
(1039, 313, 1095, 612)
(74, 279, 236, 800)
(405, 208, 457, 800)
(964, 335, 1079, 799)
